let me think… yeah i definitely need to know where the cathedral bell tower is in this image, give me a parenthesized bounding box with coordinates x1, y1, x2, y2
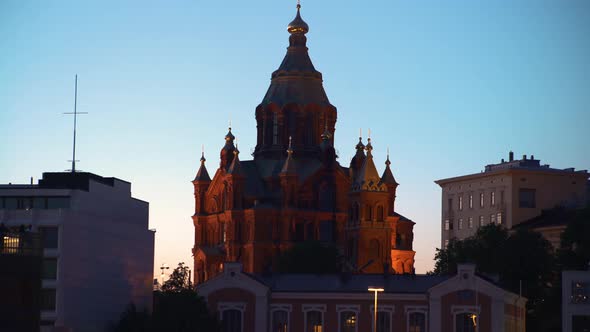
(254, 3, 337, 160)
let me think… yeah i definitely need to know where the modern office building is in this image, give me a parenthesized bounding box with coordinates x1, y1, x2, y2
(0, 172, 155, 332)
(435, 152, 589, 248)
(562, 269, 590, 332)
(198, 262, 526, 332)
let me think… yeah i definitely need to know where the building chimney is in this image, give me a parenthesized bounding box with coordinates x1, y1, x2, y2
(30, 177, 33, 185)
(522, 154, 527, 160)
(501, 159, 505, 163)
(509, 151, 514, 162)
(531, 155, 534, 160)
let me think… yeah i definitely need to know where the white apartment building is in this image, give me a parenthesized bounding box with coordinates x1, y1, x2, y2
(0, 172, 155, 332)
(435, 152, 588, 249)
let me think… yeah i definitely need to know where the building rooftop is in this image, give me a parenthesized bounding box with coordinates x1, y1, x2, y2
(0, 172, 129, 192)
(436, 151, 588, 185)
(248, 272, 450, 293)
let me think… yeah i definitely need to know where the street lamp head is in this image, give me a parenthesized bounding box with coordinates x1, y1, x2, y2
(368, 287, 384, 292)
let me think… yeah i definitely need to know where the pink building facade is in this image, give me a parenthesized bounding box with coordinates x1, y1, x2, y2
(197, 263, 526, 332)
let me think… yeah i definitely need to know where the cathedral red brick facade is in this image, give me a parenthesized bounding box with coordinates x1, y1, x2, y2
(191, 5, 415, 284)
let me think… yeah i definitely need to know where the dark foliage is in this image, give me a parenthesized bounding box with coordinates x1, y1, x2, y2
(430, 224, 557, 331)
(111, 263, 219, 332)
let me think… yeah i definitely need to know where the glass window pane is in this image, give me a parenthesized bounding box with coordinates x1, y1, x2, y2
(222, 309, 242, 332)
(455, 313, 476, 332)
(339, 311, 356, 332)
(47, 197, 70, 209)
(377, 311, 390, 332)
(39, 227, 58, 249)
(409, 312, 426, 332)
(306, 311, 322, 332)
(273, 310, 288, 332)
(40, 289, 56, 311)
(42, 258, 58, 279)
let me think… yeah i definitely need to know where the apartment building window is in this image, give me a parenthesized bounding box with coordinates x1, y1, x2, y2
(444, 220, 450, 231)
(448, 198, 453, 212)
(458, 196, 463, 211)
(479, 216, 484, 227)
(40, 289, 56, 311)
(491, 192, 495, 206)
(39, 227, 58, 249)
(571, 282, 589, 304)
(519, 189, 536, 208)
(500, 190, 505, 204)
(42, 258, 58, 280)
(497, 213, 502, 225)
(479, 193, 484, 208)
(468, 194, 473, 209)
(444, 239, 449, 248)
(468, 217, 473, 229)
(490, 214, 496, 224)
(458, 219, 463, 230)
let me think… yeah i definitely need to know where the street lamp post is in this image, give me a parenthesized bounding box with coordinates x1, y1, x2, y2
(368, 287, 384, 332)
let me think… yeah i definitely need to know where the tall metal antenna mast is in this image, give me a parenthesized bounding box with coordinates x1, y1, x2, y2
(64, 74, 88, 173)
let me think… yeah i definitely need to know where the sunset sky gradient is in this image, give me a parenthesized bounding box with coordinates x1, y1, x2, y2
(1, 0, 589, 275)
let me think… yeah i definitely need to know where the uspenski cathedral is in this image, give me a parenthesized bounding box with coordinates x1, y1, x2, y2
(192, 4, 415, 284)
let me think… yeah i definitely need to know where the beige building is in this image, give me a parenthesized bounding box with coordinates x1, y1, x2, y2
(435, 152, 588, 248)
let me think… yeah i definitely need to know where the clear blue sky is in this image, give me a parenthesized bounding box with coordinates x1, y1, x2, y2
(1, 0, 589, 274)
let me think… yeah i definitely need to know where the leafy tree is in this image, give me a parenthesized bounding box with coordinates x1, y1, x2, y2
(161, 262, 193, 292)
(558, 205, 590, 270)
(111, 304, 152, 332)
(276, 241, 341, 273)
(111, 262, 219, 332)
(430, 224, 557, 331)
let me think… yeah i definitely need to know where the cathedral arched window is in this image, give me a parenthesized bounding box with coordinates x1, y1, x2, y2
(272, 112, 279, 145)
(369, 239, 380, 259)
(377, 205, 384, 221)
(221, 184, 229, 211)
(365, 204, 373, 221)
(353, 203, 360, 222)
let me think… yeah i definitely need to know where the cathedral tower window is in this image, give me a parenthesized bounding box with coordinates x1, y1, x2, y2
(273, 112, 279, 145)
(365, 205, 373, 221)
(377, 205, 384, 221)
(370, 239, 381, 259)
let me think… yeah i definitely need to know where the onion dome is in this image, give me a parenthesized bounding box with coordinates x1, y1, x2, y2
(288, 4, 309, 35)
(260, 3, 329, 107)
(220, 126, 236, 169)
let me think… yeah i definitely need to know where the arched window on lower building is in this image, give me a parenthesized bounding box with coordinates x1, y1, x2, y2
(454, 311, 477, 332)
(219, 303, 245, 332)
(271, 306, 290, 332)
(303, 305, 325, 332)
(408, 311, 427, 332)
